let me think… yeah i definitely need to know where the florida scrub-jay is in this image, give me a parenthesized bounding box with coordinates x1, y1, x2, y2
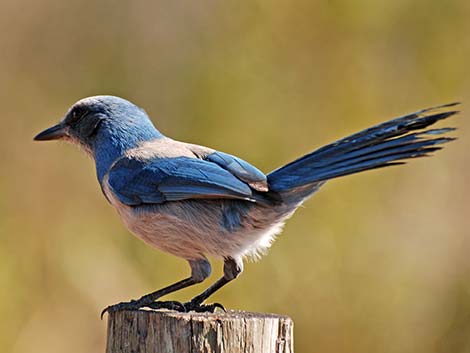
(34, 96, 458, 314)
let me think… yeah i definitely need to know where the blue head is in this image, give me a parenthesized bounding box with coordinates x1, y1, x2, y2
(34, 96, 163, 181)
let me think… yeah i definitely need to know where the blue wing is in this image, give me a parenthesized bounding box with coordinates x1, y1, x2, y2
(107, 156, 258, 206)
(205, 151, 268, 191)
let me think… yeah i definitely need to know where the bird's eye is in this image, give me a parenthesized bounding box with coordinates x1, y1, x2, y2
(68, 108, 85, 124)
(73, 109, 81, 119)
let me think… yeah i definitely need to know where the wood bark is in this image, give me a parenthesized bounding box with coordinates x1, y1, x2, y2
(106, 309, 293, 353)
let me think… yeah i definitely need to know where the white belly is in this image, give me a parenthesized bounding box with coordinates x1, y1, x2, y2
(102, 180, 291, 261)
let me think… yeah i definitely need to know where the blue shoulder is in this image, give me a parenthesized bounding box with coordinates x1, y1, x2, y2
(106, 155, 256, 206)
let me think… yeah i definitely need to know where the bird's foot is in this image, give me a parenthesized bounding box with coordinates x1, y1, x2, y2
(101, 299, 189, 318)
(182, 300, 226, 313)
(136, 300, 225, 313)
(101, 299, 143, 319)
(145, 300, 186, 312)
(101, 299, 226, 318)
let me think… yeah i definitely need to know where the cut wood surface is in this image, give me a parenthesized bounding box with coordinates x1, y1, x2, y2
(106, 309, 294, 353)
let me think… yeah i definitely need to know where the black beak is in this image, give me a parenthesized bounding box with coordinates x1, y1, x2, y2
(34, 123, 67, 141)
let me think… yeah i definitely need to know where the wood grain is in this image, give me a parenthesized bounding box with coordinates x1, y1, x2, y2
(106, 309, 294, 353)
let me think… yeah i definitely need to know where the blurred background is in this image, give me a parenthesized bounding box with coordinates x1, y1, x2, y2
(1, 0, 469, 352)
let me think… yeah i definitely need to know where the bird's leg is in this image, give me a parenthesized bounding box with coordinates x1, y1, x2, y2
(101, 259, 211, 317)
(183, 257, 243, 313)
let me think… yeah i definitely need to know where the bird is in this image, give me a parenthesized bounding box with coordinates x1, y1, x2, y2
(34, 96, 458, 315)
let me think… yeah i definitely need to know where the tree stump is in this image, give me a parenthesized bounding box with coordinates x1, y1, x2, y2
(106, 309, 294, 353)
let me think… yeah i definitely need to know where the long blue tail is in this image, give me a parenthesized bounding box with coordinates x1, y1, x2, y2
(268, 103, 459, 194)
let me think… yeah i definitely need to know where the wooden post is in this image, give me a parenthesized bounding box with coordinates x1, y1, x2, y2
(106, 309, 294, 353)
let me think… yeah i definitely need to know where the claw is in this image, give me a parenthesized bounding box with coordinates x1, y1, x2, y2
(100, 307, 108, 320)
(212, 302, 226, 312)
(100, 300, 142, 319)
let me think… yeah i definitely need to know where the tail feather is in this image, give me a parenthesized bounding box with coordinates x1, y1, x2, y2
(268, 103, 459, 193)
(307, 130, 454, 171)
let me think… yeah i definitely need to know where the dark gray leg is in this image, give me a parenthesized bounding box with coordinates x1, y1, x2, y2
(101, 259, 211, 317)
(184, 257, 243, 312)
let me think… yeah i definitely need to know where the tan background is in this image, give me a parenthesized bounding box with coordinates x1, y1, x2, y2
(1, 1, 469, 352)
